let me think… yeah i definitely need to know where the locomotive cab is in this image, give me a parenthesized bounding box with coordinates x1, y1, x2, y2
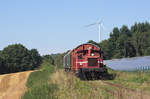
(64, 43, 107, 78)
(76, 48, 106, 73)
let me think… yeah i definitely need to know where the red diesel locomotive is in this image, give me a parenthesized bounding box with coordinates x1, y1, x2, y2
(64, 43, 107, 78)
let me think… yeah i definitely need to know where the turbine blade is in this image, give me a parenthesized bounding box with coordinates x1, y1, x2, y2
(85, 23, 97, 27)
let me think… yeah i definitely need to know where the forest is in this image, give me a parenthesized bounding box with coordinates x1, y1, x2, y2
(88, 22, 150, 59)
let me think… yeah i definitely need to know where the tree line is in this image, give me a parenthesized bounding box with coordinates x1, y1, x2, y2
(88, 21, 150, 59)
(42, 51, 69, 69)
(0, 43, 68, 74)
(0, 44, 42, 74)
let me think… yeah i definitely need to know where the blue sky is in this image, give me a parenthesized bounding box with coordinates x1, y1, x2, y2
(0, 0, 150, 55)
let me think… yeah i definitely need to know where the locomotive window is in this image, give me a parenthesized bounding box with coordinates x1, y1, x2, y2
(88, 58, 98, 66)
(83, 50, 88, 56)
(77, 50, 88, 56)
(78, 54, 83, 59)
(91, 50, 101, 57)
(91, 50, 101, 54)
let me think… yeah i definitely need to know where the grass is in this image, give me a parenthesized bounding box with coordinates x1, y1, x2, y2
(107, 68, 150, 92)
(23, 64, 150, 99)
(23, 62, 58, 99)
(50, 70, 105, 99)
(23, 63, 107, 99)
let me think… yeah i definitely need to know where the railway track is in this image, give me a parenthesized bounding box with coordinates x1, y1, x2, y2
(64, 69, 150, 99)
(101, 81, 150, 99)
(54, 68, 150, 99)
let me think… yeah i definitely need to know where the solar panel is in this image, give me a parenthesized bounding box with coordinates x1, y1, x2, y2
(104, 56, 150, 71)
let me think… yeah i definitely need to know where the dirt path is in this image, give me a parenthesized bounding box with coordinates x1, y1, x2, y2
(0, 71, 32, 99)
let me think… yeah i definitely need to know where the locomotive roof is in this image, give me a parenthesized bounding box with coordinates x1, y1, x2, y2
(73, 43, 100, 50)
(64, 50, 72, 58)
(64, 43, 100, 58)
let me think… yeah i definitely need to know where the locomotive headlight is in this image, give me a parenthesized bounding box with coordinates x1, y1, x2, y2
(103, 62, 106, 65)
(80, 63, 82, 65)
(91, 53, 94, 56)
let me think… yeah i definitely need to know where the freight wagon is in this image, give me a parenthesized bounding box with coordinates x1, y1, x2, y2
(64, 43, 107, 79)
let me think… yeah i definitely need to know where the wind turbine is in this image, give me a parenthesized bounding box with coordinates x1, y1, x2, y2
(85, 19, 103, 43)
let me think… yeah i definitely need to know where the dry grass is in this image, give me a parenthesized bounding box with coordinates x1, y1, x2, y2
(50, 69, 150, 99)
(0, 71, 32, 99)
(51, 70, 109, 99)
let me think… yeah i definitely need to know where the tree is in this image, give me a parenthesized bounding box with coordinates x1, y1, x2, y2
(54, 53, 65, 68)
(0, 44, 41, 74)
(131, 22, 138, 33)
(87, 40, 100, 47)
(114, 34, 128, 58)
(51, 51, 70, 68)
(42, 55, 54, 65)
(29, 49, 42, 69)
(145, 47, 150, 55)
(1, 44, 30, 72)
(120, 25, 131, 36)
(90, 21, 150, 59)
(124, 40, 136, 57)
(100, 40, 112, 59)
(110, 27, 120, 41)
(0, 54, 4, 73)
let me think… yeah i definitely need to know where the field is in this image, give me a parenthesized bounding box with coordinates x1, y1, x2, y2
(0, 71, 32, 99)
(1, 63, 150, 99)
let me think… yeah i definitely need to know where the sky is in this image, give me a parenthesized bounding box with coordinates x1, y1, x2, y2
(0, 0, 150, 55)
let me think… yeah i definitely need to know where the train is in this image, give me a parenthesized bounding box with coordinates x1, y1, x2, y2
(64, 43, 107, 79)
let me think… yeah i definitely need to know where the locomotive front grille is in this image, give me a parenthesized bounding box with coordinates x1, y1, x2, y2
(88, 58, 98, 66)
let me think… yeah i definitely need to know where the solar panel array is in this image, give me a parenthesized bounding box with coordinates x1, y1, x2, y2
(104, 56, 150, 71)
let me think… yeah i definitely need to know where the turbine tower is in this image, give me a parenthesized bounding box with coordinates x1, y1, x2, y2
(98, 21, 101, 43)
(85, 19, 102, 42)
